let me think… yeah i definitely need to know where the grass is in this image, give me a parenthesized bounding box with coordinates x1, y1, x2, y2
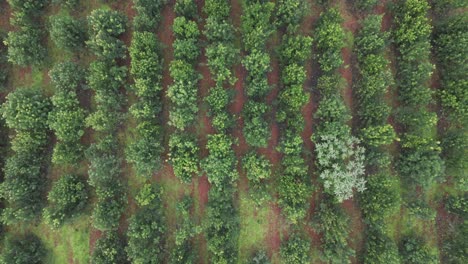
(237, 191, 270, 263)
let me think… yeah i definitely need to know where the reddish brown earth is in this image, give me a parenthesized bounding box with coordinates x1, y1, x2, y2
(197, 175, 210, 212)
(0, 1, 12, 31)
(265, 203, 283, 258)
(259, 55, 281, 164)
(88, 229, 102, 256)
(375, 1, 392, 31)
(158, 2, 176, 137)
(341, 199, 365, 263)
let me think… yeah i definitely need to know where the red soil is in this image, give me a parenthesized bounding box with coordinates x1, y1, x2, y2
(0, 1, 12, 31)
(197, 175, 210, 212)
(266, 203, 283, 258)
(158, 2, 176, 107)
(88, 228, 102, 256)
(259, 55, 281, 164)
(375, 1, 392, 31)
(339, 47, 354, 109)
(341, 198, 365, 263)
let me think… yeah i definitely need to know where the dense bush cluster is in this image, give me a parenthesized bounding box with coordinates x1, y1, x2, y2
(394, 0, 444, 189)
(126, 184, 166, 263)
(275, 0, 313, 224)
(168, 2, 200, 130)
(168, 0, 201, 183)
(280, 232, 311, 263)
(202, 133, 239, 263)
(204, 0, 238, 132)
(313, 8, 366, 203)
(49, 14, 86, 52)
(312, 8, 362, 263)
(353, 14, 400, 262)
(241, 0, 275, 147)
(43, 174, 88, 228)
(0, 233, 46, 264)
(4, 0, 47, 66)
(91, 231, 127, 264)
(132, 0, 167, 31)
(313, 200, 355, 262)
(126, 1, 166, 178)
(171, 196, 200, 263)
(434, 13, 467, 187)
(203, 1, 240, 262)
(86, 9, 127, 231)
(0, 88, 50, 224)
(433, 5, 467, 263)
(48, 62, 86, 165)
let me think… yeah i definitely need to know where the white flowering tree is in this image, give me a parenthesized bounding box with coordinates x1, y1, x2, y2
(315, 135, 366, 202)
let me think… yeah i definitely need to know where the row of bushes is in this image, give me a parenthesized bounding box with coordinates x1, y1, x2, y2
(312, 7, 362, 263)
(86, 9, 127, 231)
(168, 0, 201, 184)
(241, 0, 274, 147)
(0, 88, 50, 224)
(126, 1, 166, 178)
(394, 0, 444, 189)
(433, 4, 467, 263)
(203, 1, 239, 262)
(4, 0, 47, 66)
(434, 12, 467, 188)
(353, 13, 401, 263)
(393, 1, 441, 262)
(45, 55, 88, 230)
(275, 0, 312, 224)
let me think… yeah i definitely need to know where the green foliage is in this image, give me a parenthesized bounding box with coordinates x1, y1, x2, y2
(249, 251, 271, 264)
(52, 0, 79, 9)
(399, 234, 438, 264)
(315, 135, 366, 202)
(242, 151, 272, 204)
(243, 101, 271, 148)
(442, 221, 468, 264)
(394, 0, 444, 190)
(314, 200, 354, 263)
(175, 0, 197, 18)
(0, 88, 50, 224)
(364, 228, 400, 264)
(280, 233, 311, 264)
(446, 194, 468, 218)
(2, 88, 50, 132)
(278, 132, 311, 223)
(86, 60, 126, 132)
(126, 185, 166, 264)
(132, 0, 166, 31)
(0, 233, 46, 264)
(167, 60, 200, 130)
(206, 187, 238, 264)
(315, 8, 345, 73)
(171, 196, 199, 263)
(169, 132, 200, 183)
(202, 133, 238, 188)
(87, 9, 127, 60)
(48, 62, 86, 164)
(91, 232, 127, 264)
(127, 31, 164, 178)
(275, 0, 306, 27)
(7, 0, 47, 13)
(43, 174, 88, 228)
(355, 0, 379, 11)
(360, 172, 400, 222)
(49, 15, 86, 52)
(4, 28, 46, 66)
(86, 136, 126, 230)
